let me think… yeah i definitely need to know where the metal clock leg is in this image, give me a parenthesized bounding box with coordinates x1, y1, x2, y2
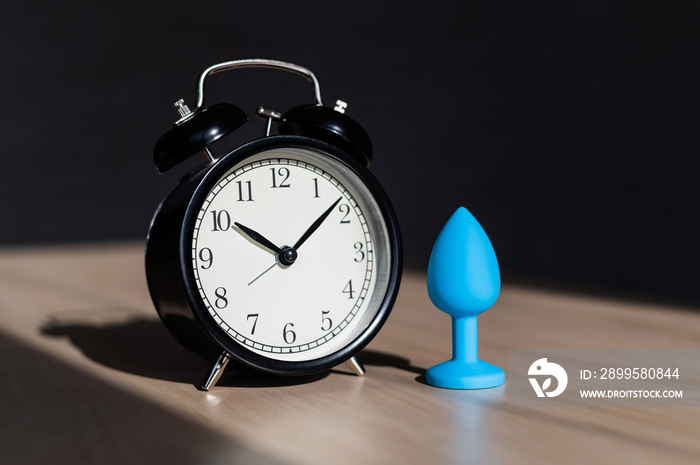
(202, 351, 232, 390)
(345, 356, 365, 376)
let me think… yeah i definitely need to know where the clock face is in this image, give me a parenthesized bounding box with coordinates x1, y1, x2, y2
(187, 146, 392, 365)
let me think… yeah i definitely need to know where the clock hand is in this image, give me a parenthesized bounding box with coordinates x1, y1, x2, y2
(292, 197, 343, 250)
(234, 222, 284, 255)
(235, 221, 298, 278)
(248, 260, 279, 286)
(247, 242, 299, 285)
(237, 197, 340, 278)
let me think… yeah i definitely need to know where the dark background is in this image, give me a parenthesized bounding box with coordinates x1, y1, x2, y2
(1, 1, 698, 305)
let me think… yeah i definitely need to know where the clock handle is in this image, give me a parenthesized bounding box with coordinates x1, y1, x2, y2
(154, 58, 371, 172)
(186, 58, 323, 122)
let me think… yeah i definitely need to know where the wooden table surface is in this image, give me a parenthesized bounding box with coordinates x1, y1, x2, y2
(1, 243, 699, 464)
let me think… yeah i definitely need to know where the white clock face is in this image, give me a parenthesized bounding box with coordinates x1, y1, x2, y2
(190, 147, 391, 362)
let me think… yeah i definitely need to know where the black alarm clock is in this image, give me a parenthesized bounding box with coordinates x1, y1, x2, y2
(146, 59, 402, 390)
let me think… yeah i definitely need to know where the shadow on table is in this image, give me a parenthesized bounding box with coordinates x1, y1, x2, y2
(340, 350, 426, 377)
(0, 328, 290, 465)
(41, 315, 424, 388)
(42, 316, 209, 385)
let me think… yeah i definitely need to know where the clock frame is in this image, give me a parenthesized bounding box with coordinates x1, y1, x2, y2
(146, 59, 402, 390)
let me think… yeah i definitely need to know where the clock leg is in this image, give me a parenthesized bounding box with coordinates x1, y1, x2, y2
(345, 356, 365, 376)
(201, 351, 232, 391)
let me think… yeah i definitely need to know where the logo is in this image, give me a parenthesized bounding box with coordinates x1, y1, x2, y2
(528, 358, 568, 397)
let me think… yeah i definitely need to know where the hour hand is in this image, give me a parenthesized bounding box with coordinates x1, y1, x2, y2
(234, 222, 283, 255)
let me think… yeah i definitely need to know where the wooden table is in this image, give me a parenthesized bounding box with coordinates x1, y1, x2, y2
(1, 243, 699, 464)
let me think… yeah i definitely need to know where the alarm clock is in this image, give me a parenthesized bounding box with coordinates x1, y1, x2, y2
(145, 59, 402, 390)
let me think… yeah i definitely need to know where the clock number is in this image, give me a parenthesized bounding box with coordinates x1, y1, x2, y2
(342, 280, 354, 299)
(198, 247, 213, 269)
(283, 323, 296, 344)
(270, 167, 291, 188)
(247, 314, 259, 334)
(312, 178, 320, 198)
(211, 210, 231, 231)
(338, 204, 351, 224)
(353, 242, 365, 262)
(321, 310, 332, 331)
(236, 180, 253, 201)
(214, 287, 228, 309)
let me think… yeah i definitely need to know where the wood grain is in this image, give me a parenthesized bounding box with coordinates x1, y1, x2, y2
(0, 243, 698, 464)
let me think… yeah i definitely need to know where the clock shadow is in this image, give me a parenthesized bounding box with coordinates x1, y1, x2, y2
(41, 314, 425, 389)
(337, 350, 427, 384)
(41, 314, 330, 388)
(42, 314, 210, 385)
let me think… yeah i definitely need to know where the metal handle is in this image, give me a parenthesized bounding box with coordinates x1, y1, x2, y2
(193, 59, 323, 113)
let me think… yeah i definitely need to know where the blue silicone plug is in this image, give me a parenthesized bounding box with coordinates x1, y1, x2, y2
(425, 207, 505, 389)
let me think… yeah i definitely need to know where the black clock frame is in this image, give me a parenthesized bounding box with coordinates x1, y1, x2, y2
(146, 134, 402, 376)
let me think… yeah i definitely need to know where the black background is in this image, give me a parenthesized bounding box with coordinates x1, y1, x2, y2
(1, 1, 698, 304)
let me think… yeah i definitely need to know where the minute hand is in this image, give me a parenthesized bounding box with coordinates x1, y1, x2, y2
(293, 197, 343, 250)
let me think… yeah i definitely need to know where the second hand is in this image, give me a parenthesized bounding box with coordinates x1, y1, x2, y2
(248, 260, 279, 286)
